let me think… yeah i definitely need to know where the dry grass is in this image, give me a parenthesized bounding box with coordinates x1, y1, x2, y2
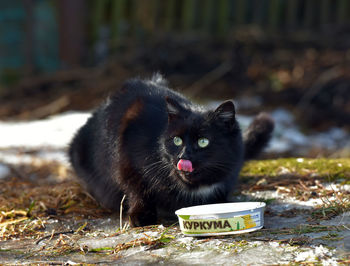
(0, 160, 110, 240)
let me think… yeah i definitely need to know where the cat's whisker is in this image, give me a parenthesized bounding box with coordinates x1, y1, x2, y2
(143, 161, 166, 175)
(143, 161, 171, 182)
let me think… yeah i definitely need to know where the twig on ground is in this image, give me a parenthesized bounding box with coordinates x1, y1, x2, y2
(120, 194, 127, 231)
(35, 230, 74, 245)
(29, 96, 70, 119)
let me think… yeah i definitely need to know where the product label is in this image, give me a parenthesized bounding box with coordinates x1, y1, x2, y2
(178, 212, 261, 234)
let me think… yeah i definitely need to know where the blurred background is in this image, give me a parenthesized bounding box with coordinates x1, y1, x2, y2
(0, 0, 350, 158)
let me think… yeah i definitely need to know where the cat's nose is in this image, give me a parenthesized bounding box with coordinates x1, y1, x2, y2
(178, 147, 192, 161)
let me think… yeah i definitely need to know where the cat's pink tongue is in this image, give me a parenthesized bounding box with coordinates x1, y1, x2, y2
(177, 159, 193, 172)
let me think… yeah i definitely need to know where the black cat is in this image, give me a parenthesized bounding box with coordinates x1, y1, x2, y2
(69, 74, 274, 226)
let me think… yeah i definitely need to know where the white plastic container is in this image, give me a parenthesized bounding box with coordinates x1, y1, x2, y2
(175, 202, 265, 236)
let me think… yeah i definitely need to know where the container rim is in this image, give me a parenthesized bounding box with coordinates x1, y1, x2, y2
(175, 202, 265, 216)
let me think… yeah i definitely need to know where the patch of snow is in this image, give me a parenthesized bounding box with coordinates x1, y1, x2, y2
(269, 241, 280, 247)
(0, 150, 69, 166)
(295, 245, 334, 263)
(139, 245, 147, 251)
(295, 249, 313, 262)
(78, 234, 131, 250)
(323, 183, 350, 192)
(313, 128, 349, 150)
(266, 138, 291, 153)
(0, 111, 90, 166)
(37, 150, 69, 162)
(271, 108, 295, 126)
(0, 163, 10, 179)
(79, 237, 120, 250)
(267, 108, 350, 154)
(64, 261, 79, 265)
(157, 224, 165, 230)
(235, 96, 263, 110)
(236, 114, 253, 129)
(0, 108, 348, 165)
(0, 153, 36, 165)
(0, 112, 90, 149)
(177, 237, 194, 244)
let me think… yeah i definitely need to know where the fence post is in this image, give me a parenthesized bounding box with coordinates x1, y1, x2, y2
(202, 0, 214, 33)
(134, 0, 158, 34)
(287, 0, 299, 30)
(252, 0, 266, 27)
(182, 0, 196, 31)
(268, 0, 281, 31)
(303, 0, 315, 29)
(235, 0, 246, 25)
(58, 0, 86, 67)
(111, 0, 127, 48)
(165, 0, 176, 31)
(337, 0, 349, 24)
(320, 0, 331, 28)
(23, 0, 34, 75)
(217, 0, 230, 36)
(90, 0, 108, 43)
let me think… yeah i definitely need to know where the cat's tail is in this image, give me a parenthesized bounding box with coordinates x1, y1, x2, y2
(243, 113, 274, 160)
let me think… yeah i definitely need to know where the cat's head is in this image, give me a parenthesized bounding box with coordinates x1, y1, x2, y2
(162, 97, 244, 189)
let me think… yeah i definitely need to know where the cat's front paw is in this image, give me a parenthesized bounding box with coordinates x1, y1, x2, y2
(127, 201, 157, 227)
(129, 210, 157, 227)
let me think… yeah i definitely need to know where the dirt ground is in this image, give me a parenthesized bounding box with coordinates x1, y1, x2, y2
(0, 157, 349, 264)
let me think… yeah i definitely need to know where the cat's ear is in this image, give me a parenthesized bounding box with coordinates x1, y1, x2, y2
(214, 100, 236, 129)
(165, 97, 187, 121)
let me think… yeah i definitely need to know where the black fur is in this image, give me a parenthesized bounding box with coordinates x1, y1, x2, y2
(243, 113, 275, 160)
(69, 75, 274, 226)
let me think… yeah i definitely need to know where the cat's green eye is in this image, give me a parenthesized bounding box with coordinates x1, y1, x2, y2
(173, 136, 183, 146)
(198, 138, 209, 148)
